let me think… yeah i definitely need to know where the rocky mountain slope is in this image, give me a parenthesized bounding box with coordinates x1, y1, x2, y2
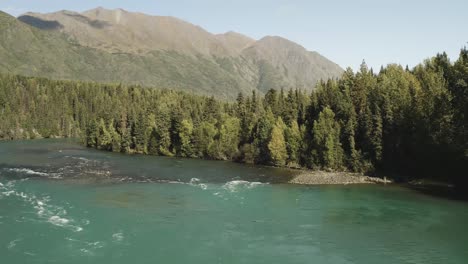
(0, 7, 343, 99)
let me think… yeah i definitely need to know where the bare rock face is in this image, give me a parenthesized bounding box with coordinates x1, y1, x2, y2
(21, 7, 234, 56)
(7, 7, 344, 99)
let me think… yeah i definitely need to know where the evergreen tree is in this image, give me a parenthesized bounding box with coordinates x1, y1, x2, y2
(264, 89, 278, 113)
(134, 113, 148, 153)
(253, 108, 275, 164)
(85, 119, 98, 148)
(108, 120, 121, 152)
(370, 106, 383, 164)
(311, 107, 344, 170)
(217, 115, 240, 160)
(192, 121, 217, 158)
(155, 107, 172, 156)
(147, 127, 159, 155)
(343, 115, 361, 172)
(178, 119, 194, 157)
(285, 120, 301, 166)
(268, 117, 288, 166)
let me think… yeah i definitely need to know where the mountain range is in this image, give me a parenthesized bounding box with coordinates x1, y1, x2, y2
(0, 7, 343, 99)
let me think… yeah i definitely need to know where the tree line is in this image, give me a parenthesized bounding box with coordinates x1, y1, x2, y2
(0, 49, 466, 186)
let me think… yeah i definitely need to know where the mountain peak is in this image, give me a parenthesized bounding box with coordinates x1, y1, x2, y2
(5, 7, 343, 99)
(215, 31, 255, 53)
(243, 35, 342, 92)
(85, 6, 109, 12)
(82, 7, 129, 25)
(20, 8, 235, 56)
(258, 36, 304, 48)
(84, 6, 128, 14)
(259, 35, 288, 41)
(223, 31, 249, 37)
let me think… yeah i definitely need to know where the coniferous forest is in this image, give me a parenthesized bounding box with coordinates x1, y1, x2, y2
(1, 50, 467, 187)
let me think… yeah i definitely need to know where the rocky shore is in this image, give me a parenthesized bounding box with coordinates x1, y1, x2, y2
(289, 171, 391, 185)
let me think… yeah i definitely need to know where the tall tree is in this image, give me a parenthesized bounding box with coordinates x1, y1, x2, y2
(284, 120, 301, 166)
(178, 119, 194, 157)
(268, 117, 288, 166)
(311, 107, 344, 170)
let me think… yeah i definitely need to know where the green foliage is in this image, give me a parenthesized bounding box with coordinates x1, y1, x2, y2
(134, 113, 148, 153)
(285, 120, 302, 167)
(178, 119, 194, 157)
(268, 117, 288, 166)
(97, 118, 112, 150)
(311, 107, 344, 170)
(253, 108, 275, 164)
(192, 121, 217, 158)
(217, 115, 241, 160)
(1, 48, 467, 186)
(147, 128, 159, 155)
(85, 120, 98, 148)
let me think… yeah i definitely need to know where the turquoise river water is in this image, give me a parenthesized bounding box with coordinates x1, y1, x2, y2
(0, 139, 467, 263)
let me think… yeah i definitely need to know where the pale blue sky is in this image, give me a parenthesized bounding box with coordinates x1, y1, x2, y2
(1, 0, 467, 71)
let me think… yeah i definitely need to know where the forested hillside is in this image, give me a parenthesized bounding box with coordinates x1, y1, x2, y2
(0, 9, 343, 100)
(0, 49, 466, 186)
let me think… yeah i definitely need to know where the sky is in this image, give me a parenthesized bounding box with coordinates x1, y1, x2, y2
(1, 0, 467, 71)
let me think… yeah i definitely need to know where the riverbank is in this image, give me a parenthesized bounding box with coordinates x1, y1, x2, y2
(289, 170, 391, 185)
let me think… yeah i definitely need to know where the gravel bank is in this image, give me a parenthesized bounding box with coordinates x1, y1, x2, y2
(289, 171, 391, 185)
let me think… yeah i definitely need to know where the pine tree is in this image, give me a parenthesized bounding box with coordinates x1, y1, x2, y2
(344, 117, 361, 172)
(156, 107, 172, 156)
(312, 107, 344, 170)
(108, 120, 121, 152)
(97, 118, 111, 150)
(264, 89, 278, 113)
(85, 119, 98, 148)
(178, 119, 194, 157)
(285, 120, 301, 166)
(218, 115, 240, 160)
(134, 113, 148, 153)
(268, 117, 288, 166)
(371, 106, 383, 164)
(192, 121, 217, 158)
(253, 108, 275, 164)
(147, 127, 159, 155)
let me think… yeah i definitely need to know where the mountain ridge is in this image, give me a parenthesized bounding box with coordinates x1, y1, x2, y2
(1, 8, 343, 99)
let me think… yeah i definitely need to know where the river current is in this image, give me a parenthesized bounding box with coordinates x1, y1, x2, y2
(0, 139, 467, 263)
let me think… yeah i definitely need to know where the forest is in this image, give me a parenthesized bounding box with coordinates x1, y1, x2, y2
(0, 49, 466, 186)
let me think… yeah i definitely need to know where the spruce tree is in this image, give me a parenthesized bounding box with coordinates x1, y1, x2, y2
(178, 119, 194, 157)
(285, 120, 301, 166)
(312, 107, 344, 170)
(268, 117, 288, 166)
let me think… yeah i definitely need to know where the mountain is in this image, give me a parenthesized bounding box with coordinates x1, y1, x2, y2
(215, 31, 255, 54)
(19, 8, 232, 56)
(0, 7, 343, 99)
(242, 36, 344, 92)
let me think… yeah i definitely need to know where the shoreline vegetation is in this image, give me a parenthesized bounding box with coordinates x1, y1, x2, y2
(0, 48, 467, 190)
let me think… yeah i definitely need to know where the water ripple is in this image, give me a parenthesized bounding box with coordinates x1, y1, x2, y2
(0, 180, 85, 232)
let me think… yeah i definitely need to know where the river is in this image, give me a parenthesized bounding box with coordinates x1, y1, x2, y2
(1, 139, 467, 263)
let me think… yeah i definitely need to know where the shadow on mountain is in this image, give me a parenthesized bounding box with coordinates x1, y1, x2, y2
(18, 15, 63, 30)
